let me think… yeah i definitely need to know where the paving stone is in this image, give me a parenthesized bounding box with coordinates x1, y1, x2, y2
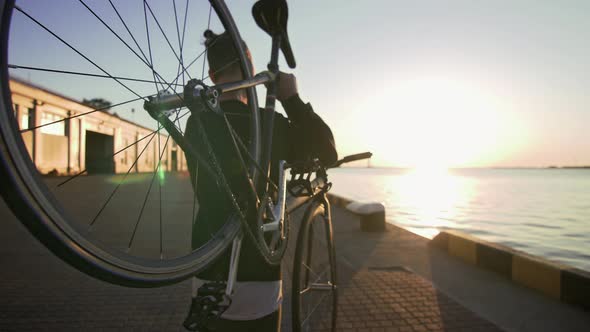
(2, 179, 504, 331)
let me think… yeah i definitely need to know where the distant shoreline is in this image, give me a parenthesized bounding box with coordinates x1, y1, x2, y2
(337, 166, 590, 170)
(547, 166, 590, 169)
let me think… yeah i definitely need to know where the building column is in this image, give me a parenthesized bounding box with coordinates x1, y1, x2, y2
(66, 111, 71, 174)
(31, 100, 41, 167)
(79, 118, 85, 172)
(114, 126, 122, 174)
(135, 131, 140, 173)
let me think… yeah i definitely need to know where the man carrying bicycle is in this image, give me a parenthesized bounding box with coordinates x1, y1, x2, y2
(182, 29, 337, 331)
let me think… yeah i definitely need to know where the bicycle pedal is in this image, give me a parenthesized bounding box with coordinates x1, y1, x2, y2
(183, 282, 231, 331)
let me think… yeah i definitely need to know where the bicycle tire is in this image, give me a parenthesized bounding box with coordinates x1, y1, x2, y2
(292, 196, 338, 332)
(0, 0, 261, 287)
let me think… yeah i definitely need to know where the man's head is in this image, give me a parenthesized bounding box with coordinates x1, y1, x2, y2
(204, 29, 254, 84)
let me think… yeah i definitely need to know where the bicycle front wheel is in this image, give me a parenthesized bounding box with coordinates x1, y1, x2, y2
(292, 197, 338, 332)
(0, 0, 260, 287)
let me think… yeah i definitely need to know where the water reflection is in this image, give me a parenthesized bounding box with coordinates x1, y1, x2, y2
(386, 168, 474, 239)
(330, 167, 590, 271)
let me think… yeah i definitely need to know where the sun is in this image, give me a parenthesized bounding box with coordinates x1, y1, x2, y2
(356, 76, 524, 169)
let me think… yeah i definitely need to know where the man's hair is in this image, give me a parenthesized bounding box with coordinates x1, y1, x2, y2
(204, 29, 251, 77)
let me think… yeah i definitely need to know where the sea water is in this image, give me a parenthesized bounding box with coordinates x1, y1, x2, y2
(329, 167, 590, 272)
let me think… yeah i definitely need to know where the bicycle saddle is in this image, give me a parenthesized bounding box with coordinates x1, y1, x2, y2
(252, 0, 296, 68)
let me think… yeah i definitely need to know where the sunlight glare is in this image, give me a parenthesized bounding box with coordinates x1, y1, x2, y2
(355, 77, 526, 168)
(391, 168, 473, 238)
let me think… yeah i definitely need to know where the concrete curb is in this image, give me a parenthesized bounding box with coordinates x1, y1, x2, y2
(327, 193, 354, 209)
(327, 193, 386, 232)
(431, 230, 590, 311)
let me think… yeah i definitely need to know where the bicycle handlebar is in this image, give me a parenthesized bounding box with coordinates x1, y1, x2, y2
(330, 152, 372, 168)
(286, 152, 372, 201)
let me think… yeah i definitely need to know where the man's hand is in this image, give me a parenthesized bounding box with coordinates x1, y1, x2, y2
(276, 72, 298, 102)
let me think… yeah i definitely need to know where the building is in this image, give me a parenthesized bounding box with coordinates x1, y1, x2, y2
(9, 78, 188, 175)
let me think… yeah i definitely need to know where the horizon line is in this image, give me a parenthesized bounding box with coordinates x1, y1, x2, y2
(340, 165, 590, 170)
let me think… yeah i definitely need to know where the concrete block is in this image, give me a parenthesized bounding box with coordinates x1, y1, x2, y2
(448, 234, 477, 265)
(327, 193, 353, 209)
(561, 268, 590, 311)
(346, 202, 386, 232)
(430, 232, 449, 251)
(476, 243, 512, 278)
(512, 255, 562, 300)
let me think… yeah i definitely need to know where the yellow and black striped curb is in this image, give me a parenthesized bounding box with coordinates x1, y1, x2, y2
(431, 231, 590, 311)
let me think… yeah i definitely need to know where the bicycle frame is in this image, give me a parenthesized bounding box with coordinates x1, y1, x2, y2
(143, 27, 295, 299)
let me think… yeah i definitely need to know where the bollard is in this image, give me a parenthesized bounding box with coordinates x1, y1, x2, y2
(346, 202, 386, 232)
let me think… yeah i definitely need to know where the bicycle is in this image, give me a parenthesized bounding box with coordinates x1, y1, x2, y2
(0, 0, 371, 330)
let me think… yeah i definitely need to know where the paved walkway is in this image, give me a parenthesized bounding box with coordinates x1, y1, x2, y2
(325, 207, 590, 332)
(325, 269, 502, 332)
(1, 174, 589, 331)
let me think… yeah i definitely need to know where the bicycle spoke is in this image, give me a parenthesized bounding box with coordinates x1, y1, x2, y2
(301, 292, 331, 327)
(170, 22, 187, 137)
(142, 0, 163, 93)
(180, 0, 189, 54)
(128, 135, 171, 250)
(301, 261, 320, 281)
(107, 0, 150, 65)
(178, 0, 190, 97)
(201, 5, 213, 80)
(144, 0, 192, 81)
(14, 6, 147, 102)
(8, 64, 182, 86)
(173, 0, 184, 73)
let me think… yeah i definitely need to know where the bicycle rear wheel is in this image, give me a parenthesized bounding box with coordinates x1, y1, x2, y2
(292, 197, 338, 332)
(0, 0, 260, 287)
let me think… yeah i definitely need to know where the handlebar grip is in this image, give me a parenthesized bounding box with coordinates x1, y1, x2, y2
(342, 152, 372, 163)
(331, 152, 372, 168)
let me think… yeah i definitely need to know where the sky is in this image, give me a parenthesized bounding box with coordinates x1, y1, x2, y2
(8, 0, 590, 168)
